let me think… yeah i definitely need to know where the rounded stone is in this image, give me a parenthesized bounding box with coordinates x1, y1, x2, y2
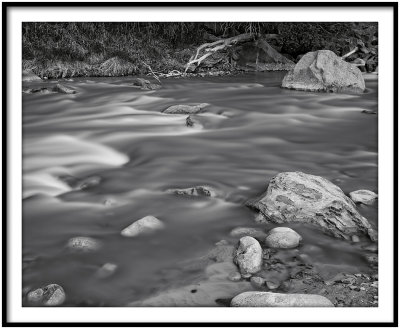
(66, 236, 101, 252)
(234, 236, 263, 275)
(27, 284, 66, 306)
(265, 227, 302, 249)
(349, 189, 378, 205)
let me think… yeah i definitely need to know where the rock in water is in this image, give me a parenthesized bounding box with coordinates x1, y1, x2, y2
(230, 291, 333, 307)
(52, 84, 77, 94)
(349, 190, 378, 205)
(282, 50, 365, 93)
(22, 69, 42, 82)
(167, 186, 217, 198)
(265, 227, 302, 249)
(234, 236, 262, 276)
(96, 263, 118, 278)
(162, 103, 209, 114)
(247, 172, 376, 241)
(132, 77, 161, 90)
(230, 227, 266, 239)
(66, 236, 101, 252)
(27, 284, 66, 306)
(121, 215, 164, 237)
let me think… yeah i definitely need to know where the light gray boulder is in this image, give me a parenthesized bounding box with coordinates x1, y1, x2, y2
(349, 190, 378, 205)
(66, 236, 101, 252)
(231, 291, 334, 307)
(234, 236, 262, 276)
(265, 227, 302, 249)
(162, 103, 209, 114)
(22, 69, 42, 82)
(282, 50, 365, 93)
(247, 172, 376, 241)
(167, 186, 217, 198)
(27, 284, 66, 306)
(121, 215, 164, 237)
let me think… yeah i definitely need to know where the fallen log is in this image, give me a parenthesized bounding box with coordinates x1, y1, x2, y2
(184, 33, 255, 73)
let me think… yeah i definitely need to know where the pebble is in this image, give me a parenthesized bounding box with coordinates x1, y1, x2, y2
(250, 276, 265, 288)
(96, 263, 117, 279)
(234, 236, 263, 276)
(351, 235, 360, 243)
(266, 281, 280, 290)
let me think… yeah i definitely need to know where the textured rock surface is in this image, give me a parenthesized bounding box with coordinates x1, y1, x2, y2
(53, 84, 77, 94)
(132, 77, 161, 90)
(121, 215, 164, 237)
(22, 69, 42, 82)
(282, 50, 365, 93)
(247, 172, 376, 241)
(162, 103, 209, 114)
(27, 284, 66, 306)
(349, 190, 378, 205)
(265, 227, 302, 249)
(230, 227, 266, 239)
(234, 236, 262, 275)
(167, 186, 216, 197)
(66, 236, 101, 252)
(231, 291, 334, 307)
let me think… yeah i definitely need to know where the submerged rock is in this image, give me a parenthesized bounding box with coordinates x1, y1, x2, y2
(361, 110, 377, 115)
(27, 284, 66, 306)
(247, 172, 376, 241)
(22, 69, 42, 82)
(230, 291, 333, 307)
(52, 84, 77, 94)
(162, 103, 209, 114)
(282, 50, 365, 93)
(167, 186, 217, 198)
(66, 236, 101, 252)
(121, 215, 164, 237)
(23, 87, 53, 94)
(230, 227, 266, 239)
(349, 189, 378, 205)
(234, 236, 262, 276)
(96, 263, 117, 279)
(132, 77, 161, 90)
(265, 227, 302, 249)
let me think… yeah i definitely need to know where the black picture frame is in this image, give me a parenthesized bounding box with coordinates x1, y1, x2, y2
(2, 2, 398, 327)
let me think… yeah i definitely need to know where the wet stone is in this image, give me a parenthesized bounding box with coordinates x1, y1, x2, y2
(27, 284, 66, 306)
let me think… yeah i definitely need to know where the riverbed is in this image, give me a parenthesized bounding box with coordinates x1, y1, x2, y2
(22, 72, 378, 306)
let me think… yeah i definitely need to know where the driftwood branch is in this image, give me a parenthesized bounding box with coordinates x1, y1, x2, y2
(142, 62, 162, 84)
(184, 33, 254, 73)
(341, 47, 358, 60)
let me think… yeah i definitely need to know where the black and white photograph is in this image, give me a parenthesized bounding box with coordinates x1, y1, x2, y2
(4, 3, 397, 326)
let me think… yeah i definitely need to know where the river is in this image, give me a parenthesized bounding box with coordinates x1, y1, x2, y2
(22, 72, 378, 306)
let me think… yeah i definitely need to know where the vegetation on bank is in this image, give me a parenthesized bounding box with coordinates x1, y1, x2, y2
(22, 22, 378, 78)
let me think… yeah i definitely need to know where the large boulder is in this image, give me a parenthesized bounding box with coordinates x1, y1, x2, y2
(231, 291, 333, 307)
(247, 172, 376, 241)
(22, 69, 42, 82)
(234, 236, 263, 276)
(121, 215, 164, 237)
(282, 50, 365, 93)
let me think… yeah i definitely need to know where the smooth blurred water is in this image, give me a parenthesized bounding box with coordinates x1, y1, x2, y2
(22, 72, 378, 306)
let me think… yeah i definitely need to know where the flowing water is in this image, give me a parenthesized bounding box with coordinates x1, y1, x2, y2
(22, 72, 378, 306)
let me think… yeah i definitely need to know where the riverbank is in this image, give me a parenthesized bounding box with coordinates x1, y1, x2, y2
(22, 22, 378, 79)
